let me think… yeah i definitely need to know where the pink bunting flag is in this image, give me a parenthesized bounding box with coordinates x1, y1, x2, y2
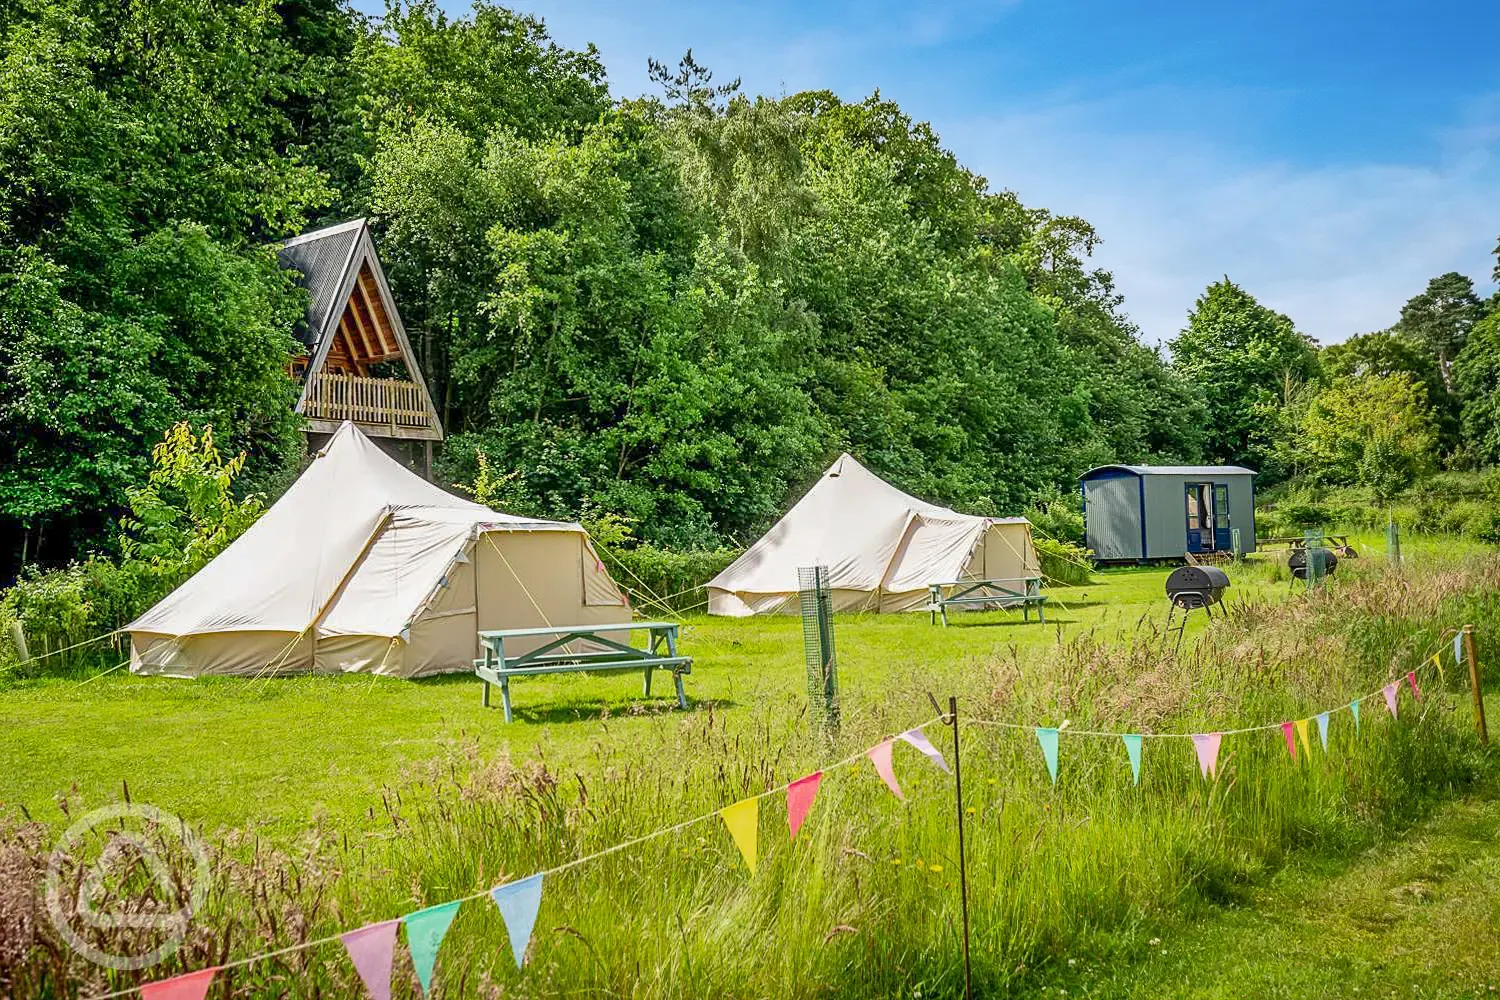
(899, 728, 951, 774)
(1406, 670, 1421, 701)
(787, 772, 823, 840)
(140, 968, 219, 1000)
(868, 740, 904, 801)
(1192, 733, 1222, 780)
(1280, 721, 1298, 761)
(342, 919, 400, 1000)
(1383, 682, 1400, 718)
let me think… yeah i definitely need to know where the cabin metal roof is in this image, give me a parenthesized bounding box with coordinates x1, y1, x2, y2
(1080, 464, 1258, 480)
(276, 218, 366, 351)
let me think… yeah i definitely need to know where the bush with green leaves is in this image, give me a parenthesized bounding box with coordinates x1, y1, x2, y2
(1, 423, 265, 680)
(1035, 536, 1093, 586)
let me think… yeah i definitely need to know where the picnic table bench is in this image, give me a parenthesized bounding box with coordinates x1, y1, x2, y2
(927, 577, 1047, 626)
(475, 621, 691, 723)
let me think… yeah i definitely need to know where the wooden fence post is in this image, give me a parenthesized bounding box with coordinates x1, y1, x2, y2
(1464, 624, 1487, 745)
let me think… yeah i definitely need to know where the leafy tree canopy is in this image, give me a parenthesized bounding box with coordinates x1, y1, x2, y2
(1169, 278, 1319, 476)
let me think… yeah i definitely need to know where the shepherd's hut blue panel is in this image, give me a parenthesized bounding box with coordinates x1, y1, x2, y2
(1080, 465, 1257, 562)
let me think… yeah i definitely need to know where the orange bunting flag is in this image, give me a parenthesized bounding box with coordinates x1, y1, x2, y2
(1280, 721, 1298, 761)
(868, 740, 904, 801)
(720, 797, 759, 874)
(787, 772, 822, 840)
(141, 968, 219, 1000)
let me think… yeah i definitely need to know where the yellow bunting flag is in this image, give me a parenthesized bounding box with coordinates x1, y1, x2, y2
(1294, 718, 1313, 758)
(720, 798, 759, 874)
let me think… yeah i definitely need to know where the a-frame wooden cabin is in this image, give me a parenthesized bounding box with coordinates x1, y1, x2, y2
(277, 218, 443, 467)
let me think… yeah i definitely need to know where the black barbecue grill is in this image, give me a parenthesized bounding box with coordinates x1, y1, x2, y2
(1163, 564, 1231, 651)
(1288, 546, 1338, 580)
(1165, 565, 1230, 610)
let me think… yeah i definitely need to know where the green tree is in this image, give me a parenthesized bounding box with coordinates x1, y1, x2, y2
(1453, 308, 1500, 465)
(1169, 278, 1319, 474)
(0, 0, 336, 570)
(1395, 271, 1482, 390)
(356, 1, 612, 427)
(1323, 328, 1456, 451)
(120, 422, 266, 585)
(355, 1, 608, 150)
(375, 113, 827, 545)
(1302, 374, 1437, 498)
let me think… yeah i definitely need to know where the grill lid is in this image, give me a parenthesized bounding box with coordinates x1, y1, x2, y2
(1165, 565, 1230, 595)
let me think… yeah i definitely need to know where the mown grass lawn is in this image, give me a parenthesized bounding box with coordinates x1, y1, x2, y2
(0, 534, 1479, 839)
(5, 533, 1496, 998)
(0, 557, 1290, 837)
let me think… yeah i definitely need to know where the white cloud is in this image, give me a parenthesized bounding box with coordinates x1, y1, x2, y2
(942, 92, 1500, 345)
(384, 2, 1500, 347)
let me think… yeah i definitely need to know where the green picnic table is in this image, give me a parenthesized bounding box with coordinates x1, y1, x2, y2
(475, 621, 691, 723)
(927, 577, 1046, 626)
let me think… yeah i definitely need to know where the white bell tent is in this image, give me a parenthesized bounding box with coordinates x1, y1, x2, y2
(128, 422, 627, 677)
(708, 453, 1040, 616)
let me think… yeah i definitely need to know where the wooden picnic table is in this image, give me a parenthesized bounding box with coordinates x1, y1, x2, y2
(927, 577, 1047, 626)
(475, 621, 691, 723)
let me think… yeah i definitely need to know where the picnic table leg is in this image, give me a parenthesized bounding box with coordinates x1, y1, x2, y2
(643, 664, 654, 698)
(941, 603, 949, 627)
(500, 675, 513, 724)
(480, 643, 493, 708)
(1038, 602, 1045, 624)
(674, 668, 687, 710)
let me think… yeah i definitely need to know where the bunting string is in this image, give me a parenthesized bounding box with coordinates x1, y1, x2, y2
(965, 652, 1447, 741)
(79, 716, 946, 1000)
(87, 624, 1474, 999)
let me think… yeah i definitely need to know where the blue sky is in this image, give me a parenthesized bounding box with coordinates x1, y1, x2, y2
(360, 1, 1500, 344)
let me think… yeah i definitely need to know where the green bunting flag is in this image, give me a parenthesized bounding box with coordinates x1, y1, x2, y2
(1121, 734, 1143, 785)
(1035, 727, 1059, 784)
(404, 901, 462, 996)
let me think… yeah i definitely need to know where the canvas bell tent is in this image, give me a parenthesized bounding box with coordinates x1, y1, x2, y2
(708, 453, 1040, 616)
(128, 422, 627, 677)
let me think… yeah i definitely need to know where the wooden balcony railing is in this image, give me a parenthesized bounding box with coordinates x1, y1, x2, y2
(301, 372, 435, 429)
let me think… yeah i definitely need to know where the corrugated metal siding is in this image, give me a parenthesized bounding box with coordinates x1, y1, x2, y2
(1083, 476, 1142, 560)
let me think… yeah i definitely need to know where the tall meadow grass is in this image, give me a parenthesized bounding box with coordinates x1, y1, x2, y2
(4, 552, 1495, 998)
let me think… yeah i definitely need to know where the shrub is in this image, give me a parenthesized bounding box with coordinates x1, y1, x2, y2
(0, 558, 144, 680)
(0, 423, 264, 680)
(1035, 537, 1093, 586)
(599, 544, 743, 614)
(1024, 487, 1085, 545)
